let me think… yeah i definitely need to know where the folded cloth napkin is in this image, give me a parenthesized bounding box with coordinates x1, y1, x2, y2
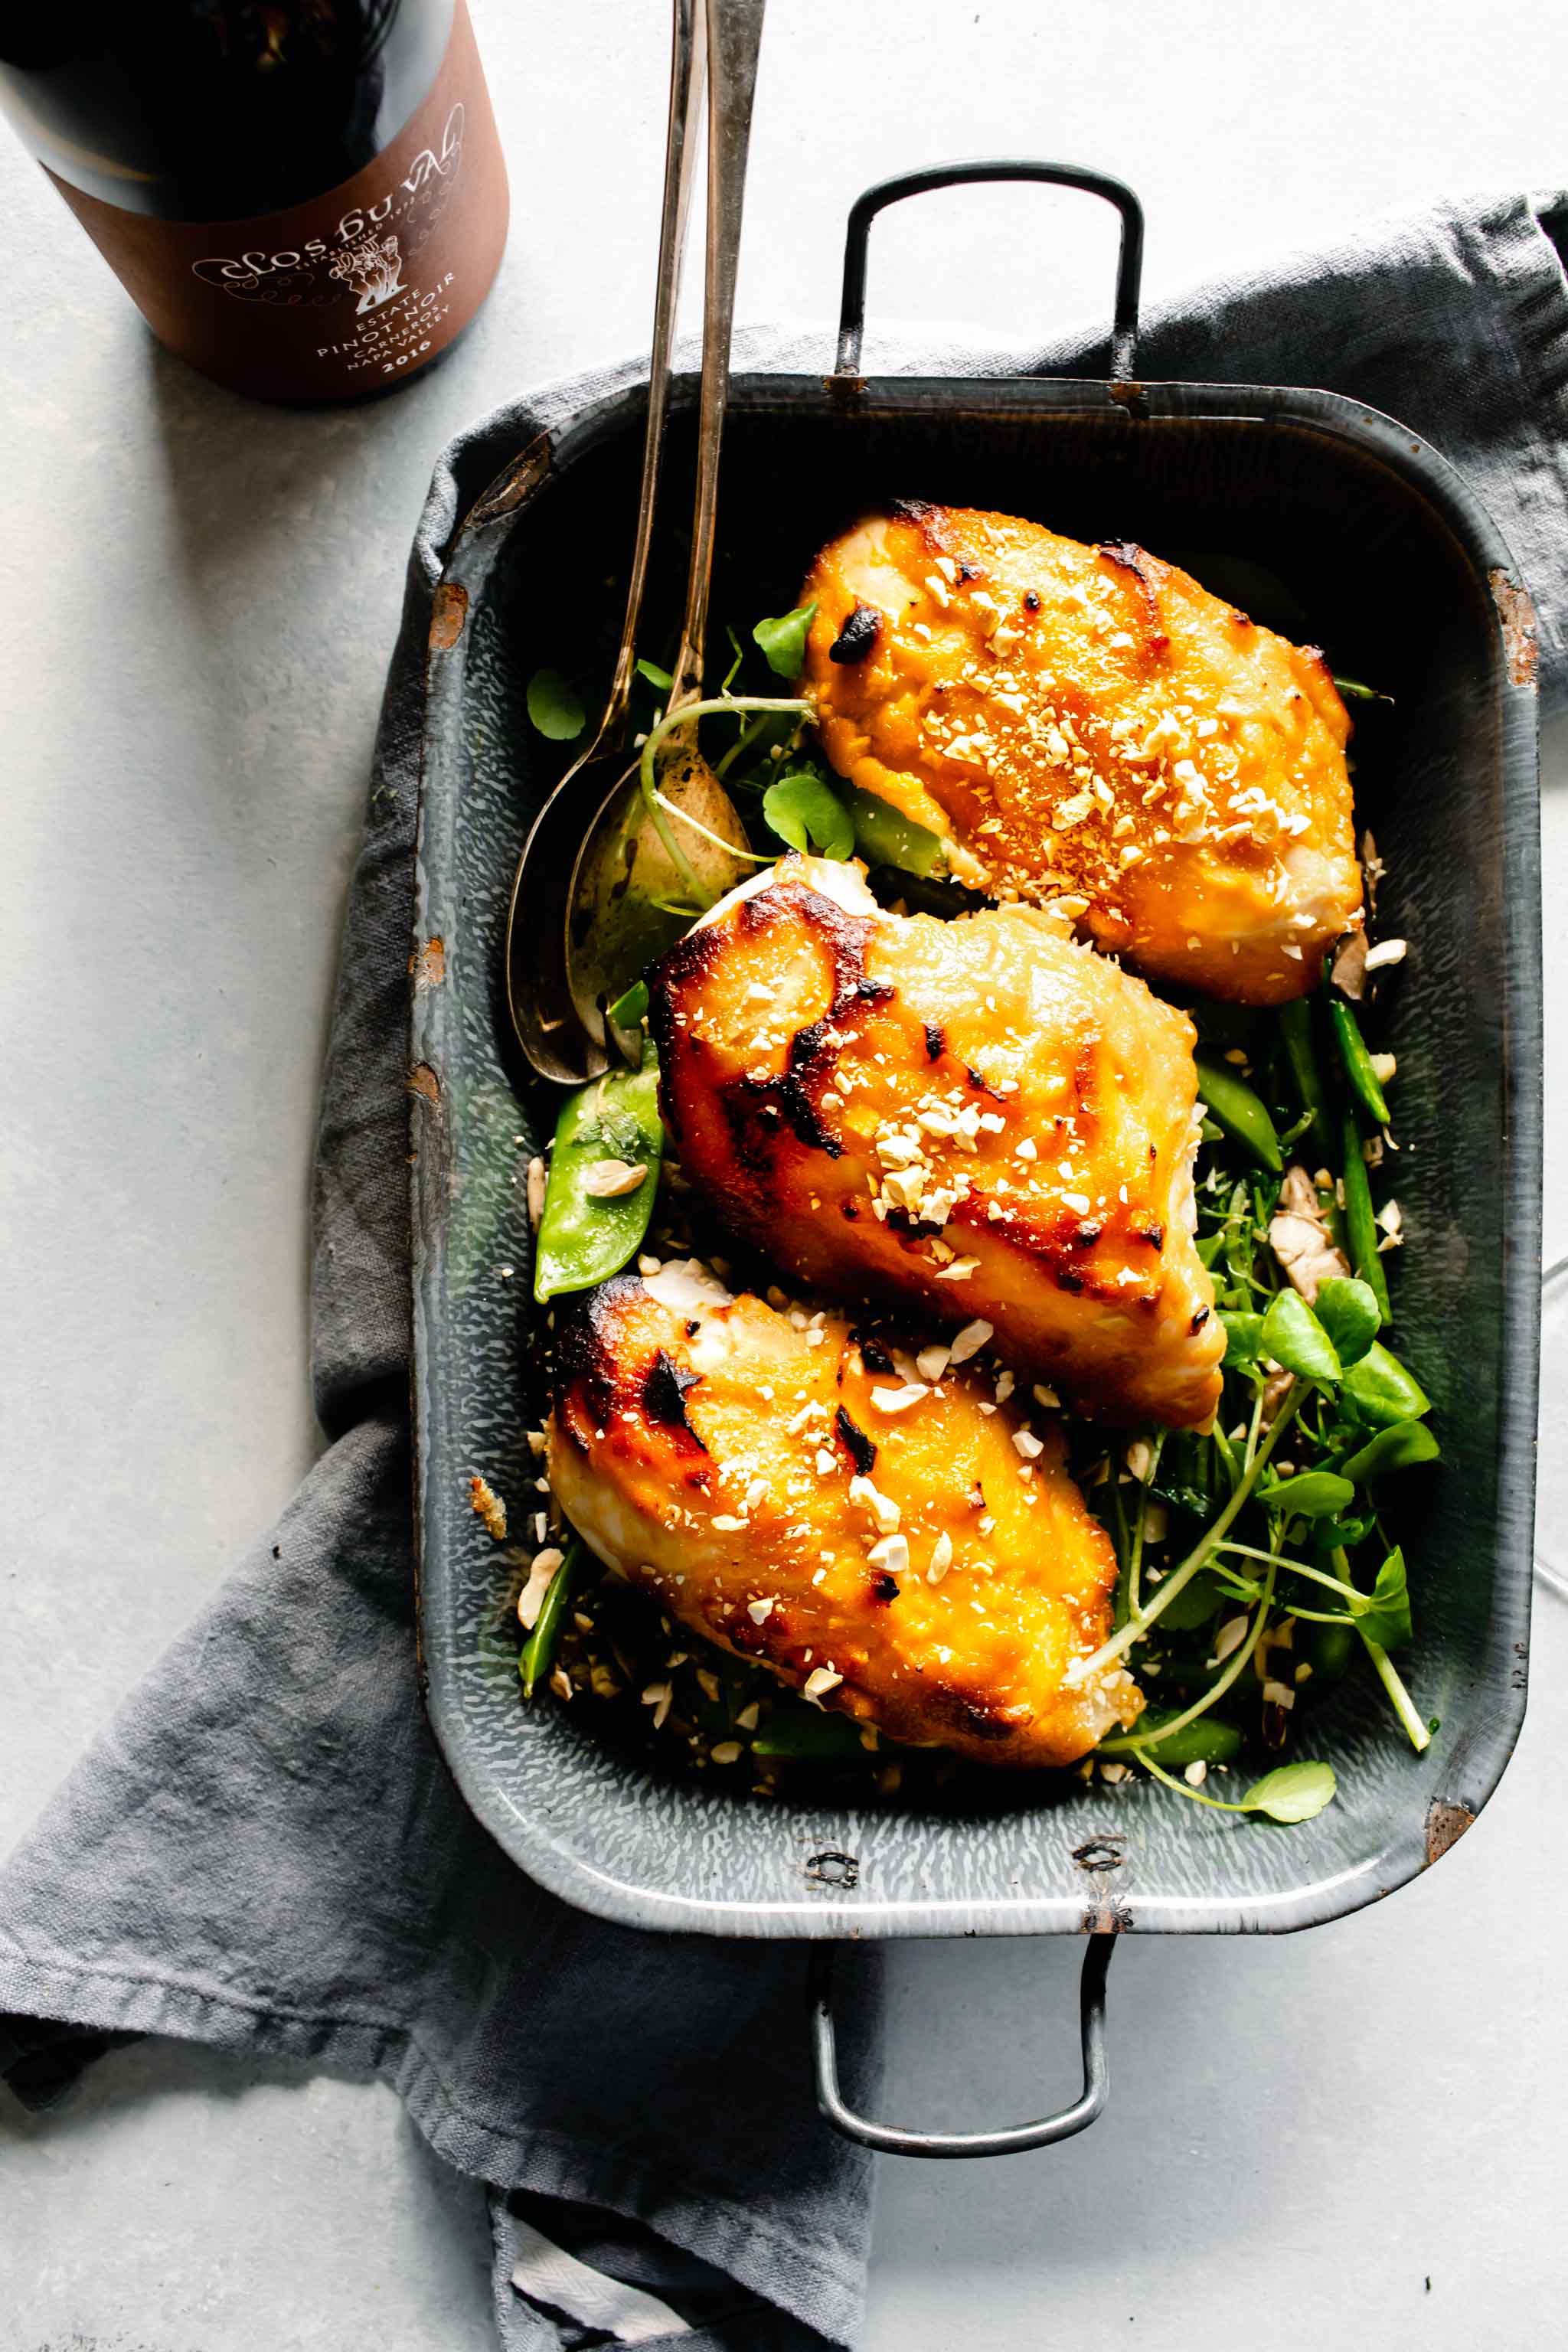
(3, 190, 1566, 2351)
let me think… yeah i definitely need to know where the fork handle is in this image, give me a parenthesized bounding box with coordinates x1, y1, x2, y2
(601, 0, 707, 742)
(670, 0, 768, 709)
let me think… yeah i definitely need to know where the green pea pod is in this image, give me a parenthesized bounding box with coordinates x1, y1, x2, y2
(1339, 1419, 1441, 1481)
(1341, 1341, 1430, 1427)
(1339, 1113, 1392, 1323)
(1329, 998, 1390, 1127)
(1303, 1616, 1357, 1685)
(519, 1538, 593, 1697)
(1194, 1058, 1282, 1173)
(1127, 1711, 1243, 1768)
(1155, 1565, 1229, 1631)
(1277, 999, 1336, 1168)
(533, 1040, 664, 1302)
(841, 782, 945, 879)
(751, 1702, 869, 1763)
(606, 979, 648, 1028)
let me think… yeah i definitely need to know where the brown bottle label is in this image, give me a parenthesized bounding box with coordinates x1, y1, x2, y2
(44, 0, 508, 403)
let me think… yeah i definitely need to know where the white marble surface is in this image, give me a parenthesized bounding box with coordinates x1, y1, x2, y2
(3, 0, 1566, 2344)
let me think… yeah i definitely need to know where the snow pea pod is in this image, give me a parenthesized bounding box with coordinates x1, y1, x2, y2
(606, 979, 648, 1027)
(1329, 998, 1390, 1127)
(533, 1039, 664, 1302)
(1277, 998, 1336, 1168)
(841, 782, 944, 878)
(1194, 1058, 1282, 1173)
(1125, 1711, 1243, 1769)
(751, 1704, 869, 1763)
(519, 1537, 593, 1697)
(1339, 1112, 1392, 1323)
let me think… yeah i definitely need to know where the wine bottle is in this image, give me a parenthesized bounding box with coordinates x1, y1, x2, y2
(0, 2, 509, 404)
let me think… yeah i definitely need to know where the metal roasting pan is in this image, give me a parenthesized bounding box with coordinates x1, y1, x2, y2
(410, 166, 1542, 2154)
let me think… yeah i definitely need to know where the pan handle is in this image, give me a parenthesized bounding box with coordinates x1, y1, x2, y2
(835, 160, 1144, 384)
(810, 1934, 1115, 2159)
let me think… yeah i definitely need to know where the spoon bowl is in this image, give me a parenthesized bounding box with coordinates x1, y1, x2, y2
(564, 728, 755, 1060)
(505, 732, 636, 1086)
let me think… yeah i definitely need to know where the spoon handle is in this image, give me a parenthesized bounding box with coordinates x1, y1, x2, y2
(671, 0, 768, 707)
(599, 0, 707, 742)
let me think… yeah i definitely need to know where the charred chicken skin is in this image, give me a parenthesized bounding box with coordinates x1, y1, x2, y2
(548, 1259, 1140, 1766)
(649, 857, 1223, 1429)
(800, 501, 1362, 1005)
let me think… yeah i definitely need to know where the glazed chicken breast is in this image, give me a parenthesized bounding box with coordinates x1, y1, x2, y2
(548, 1259, 1140, 1766)
(800, 501, 1362, 1004)
(649, 856, 1223, 1429)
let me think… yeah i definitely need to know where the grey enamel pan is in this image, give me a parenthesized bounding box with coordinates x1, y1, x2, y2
(409, 166, 1541, 2156)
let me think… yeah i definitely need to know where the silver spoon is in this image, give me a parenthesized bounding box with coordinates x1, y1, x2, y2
(509, 0, 776, 1085)
(505, 0, 707, 1086)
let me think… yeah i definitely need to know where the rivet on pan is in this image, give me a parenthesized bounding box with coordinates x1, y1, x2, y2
(1072, 1837, 1125, 1873)
(805, 1850, 860, 1890)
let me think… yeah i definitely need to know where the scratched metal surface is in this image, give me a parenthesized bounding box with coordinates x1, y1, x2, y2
(410, 372, 1541, 1938)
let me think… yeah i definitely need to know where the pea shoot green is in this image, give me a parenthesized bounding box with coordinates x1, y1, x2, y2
(514, 596, 1432, 1828)
(1073, 974, 1436, 1812)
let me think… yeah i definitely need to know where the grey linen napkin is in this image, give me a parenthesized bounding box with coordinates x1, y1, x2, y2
(3, 188, 1566, 2351)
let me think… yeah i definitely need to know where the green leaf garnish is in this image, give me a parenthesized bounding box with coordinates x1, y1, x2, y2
(1258, 1290, 1341, 1385)
(526, 667, 586, 740)
(1341, 1341, 1430, 1426)
(1339, 1419, 1441, 1482)
(753, 602, 818, 679)
(1240, 1760, 1338, 1822)
(1355, 1547, 1413, 1651)
(1218, 1309, 1265, 1369)
(763, 770, 854, 859)
(1255, 1470, 1356, 1517)
(1312, 1275, 1380, 1367)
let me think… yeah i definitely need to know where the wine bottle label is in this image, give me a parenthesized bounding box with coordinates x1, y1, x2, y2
(43, 0, 508, 404)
